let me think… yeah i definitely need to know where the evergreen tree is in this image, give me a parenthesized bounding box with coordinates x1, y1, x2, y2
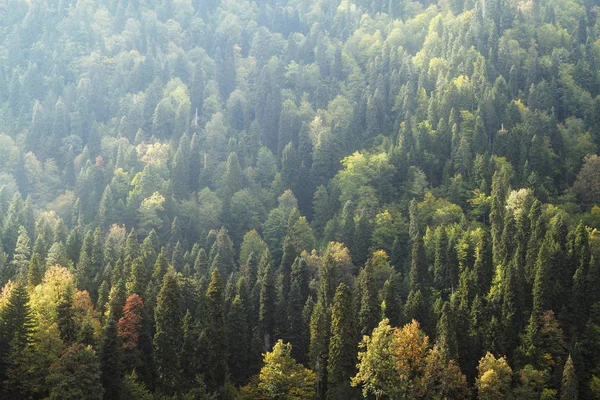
(327, 283, 356, 399)
(286, 257, 310, 358)
(310, 295, 331, 399)
(11, 225, 30, 279)
(358, 257, 379, 336)
(153, 269, 183, 395)
(0, 283, 36, 383)
(26, 252, 42, 289)
(203, 270, 228, 391)
(47, 344, 105, 400)
(226, 294, 249, 384)
(57, 288, 76, 344)
(560, 354, 578, 400)
(259, 263, 276, 351)
(99, 317, 122, 399)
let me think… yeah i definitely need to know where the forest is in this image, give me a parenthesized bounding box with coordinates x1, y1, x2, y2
(0, 0, 598, 398)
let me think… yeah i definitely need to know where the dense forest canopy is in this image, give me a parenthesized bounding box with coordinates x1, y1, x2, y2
(0, 0, 599, 398)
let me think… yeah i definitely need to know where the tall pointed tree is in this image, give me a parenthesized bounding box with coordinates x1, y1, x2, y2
(327, 283, 356, 399)
(153, 268, 183, 395)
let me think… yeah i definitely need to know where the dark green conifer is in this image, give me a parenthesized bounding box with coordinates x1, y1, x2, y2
(153, 269, 183, 395)
(327, 283, 356, 399)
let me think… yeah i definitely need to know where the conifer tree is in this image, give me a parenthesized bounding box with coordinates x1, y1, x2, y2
(227, 295, 249, 384)
(327, 283, 356, 399)
(354, 210, 372, 268)
(381, 274, 403, 327)
(433, 226, 450, 292)
(410, 238, 428, 292)
(193, 247, 209, 278)
(436, 301, 459, 362)
(287, 257, 310, 363)
(259, 263, 276, 351)
(0, 283, 36, 382)
(358, 257, 379, 336)
(11, 226, 30, 278)
(204, 270, 227, 391)
(48, 344, 104, 400)
(99, 317, 122, 400)
(341, 201, 355, 255)
(152, 247, 170, 284)
(279, 236, 297, 299)
(76, 249, 92, 294)
(26, 252, 42, 289)
(57, 288, 76, 344)
(310, 295, 331, 399)
(153, 269, 183, 395)
(560, 354, 578, 400)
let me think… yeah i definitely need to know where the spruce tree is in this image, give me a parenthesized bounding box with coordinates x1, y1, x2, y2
(358, 258, 379, 336)
(354, 210, 372, 268)
(327, 283, 356, 399)
(259, 263, 276, 351)
(11, 226, 30, 279)
(279, 236, 297, 299)
(310, 295, 331, 399)
(180, 309, 197, 392)
(99, 317, 122, 400)
(0, 283, 36, 383)
(560, 354, 578, 400)
(57, 288, 77, 344)
(287, 257, 310, 363)
(203, 270, 228, 391)
(153, 269, 183, 395)
(26, 252, 42, 289)
(226, 295, 249, 384)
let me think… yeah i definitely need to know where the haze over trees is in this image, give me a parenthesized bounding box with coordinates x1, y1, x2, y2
(0, 0, 598, 398)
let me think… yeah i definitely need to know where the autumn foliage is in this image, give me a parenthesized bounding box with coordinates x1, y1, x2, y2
(118, 294, 144, 350)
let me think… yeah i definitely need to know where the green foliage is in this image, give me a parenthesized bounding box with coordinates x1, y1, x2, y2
(0, 0, 597, 396)
(153, 269, 183, 394)
(47, 344, 104, 400)
(256, 340, 316, 400)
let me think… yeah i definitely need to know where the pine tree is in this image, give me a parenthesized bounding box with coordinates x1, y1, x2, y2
(204, 270, 228, 391)
(358, 257, 379, 336)
(436, 302, 458, 362)
(259, 263, 276, 351)
(179, 309, 197, 392)
(26, 252, 42, 289)
(194, 247, 209, 279)
(152, 247, 170, 284)
(153, 268, 183, 395)
(560, 354, 578, 400)
(75, 249, 92, 294)
(287, 257, 310, 363)
(99, 317, 122, 400)
(0, 283, 36, 383)
(47, 344, 105, 400)
(327, 283, 356, 399)
(226, 295, 249, 384)
(409, 198, 421, 242)
(171, 135, 191, 199)
(279, 236, 297, 300)
(341, 201, 355, 255)
(354, 210, 372, 268)
(433, 226, 450, 292)
(410, 238, 428, 292)
(127, 257, 146, 296)
(97, 281, 110, 318)
(381, 274, 403, 327)
(11, 226, 30, 279)
(490, 170, 508, 267)
(57, 288, 76, 344)
(310, 295, 331, 399)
